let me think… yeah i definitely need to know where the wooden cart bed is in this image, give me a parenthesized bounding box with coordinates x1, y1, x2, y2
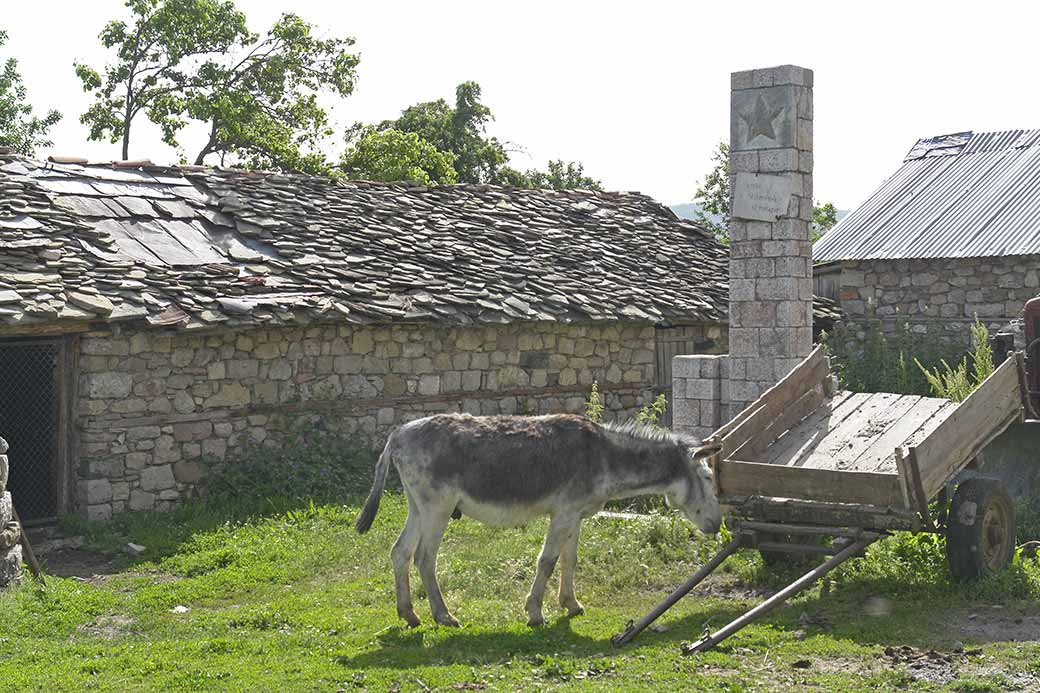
(707, 346, 1028, 524)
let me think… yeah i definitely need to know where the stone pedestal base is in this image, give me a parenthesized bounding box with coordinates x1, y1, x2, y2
(0, 544, 21, 587)
(0, 492, 20, 587)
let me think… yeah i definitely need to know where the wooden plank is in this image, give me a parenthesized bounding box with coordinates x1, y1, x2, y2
(730, 383, 825, 461)
(761, 391, 866, 467)
(893, 447, 914, 511)
(724, 495, 921, 532)
(907, 449, 936, 530)
(712, 344, 827, 449)
(852, 397, 948, 472)
(801, 392, 905, 470)
(827, 394, 922, 471)
(913, 356, 1024, 499)
(717, 458, 905, 507)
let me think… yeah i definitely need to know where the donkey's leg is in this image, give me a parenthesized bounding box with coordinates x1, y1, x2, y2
(526, 516, 577, 627)
(391, 497, 422, 627)
(414, 503, 460, 627)
(557, 521, 584, 617)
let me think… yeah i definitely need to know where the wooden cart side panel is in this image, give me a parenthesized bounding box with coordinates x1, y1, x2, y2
(717, 345, 829, 458)
(730, 384, 826, 461)
(717, 458, 905, 507)
(911, 356, 1024, 499)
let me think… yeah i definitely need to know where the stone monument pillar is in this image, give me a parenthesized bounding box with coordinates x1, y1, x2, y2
(725, 65, 814, 418)
(672, 65, 814, 438)
(0, 437, 22, 587)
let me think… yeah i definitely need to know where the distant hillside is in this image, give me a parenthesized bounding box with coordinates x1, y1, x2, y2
(669, 203, 848, 226)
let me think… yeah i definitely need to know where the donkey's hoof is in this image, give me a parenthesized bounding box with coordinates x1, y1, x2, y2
(527, 615, 546, 627)
(564, 602, 585, 617)
(400, 610, 422, 628)
(435, 613, 461, 628)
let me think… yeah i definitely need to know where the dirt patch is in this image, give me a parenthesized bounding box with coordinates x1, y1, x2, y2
(693, 575, 775, 601)
(76, 613, 135, 640)
(38, 546, 122, 581)
(947, 607, 1040, 643)
(876, 645, 984, 686)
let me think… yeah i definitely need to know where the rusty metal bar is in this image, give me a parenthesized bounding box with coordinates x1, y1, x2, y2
(612, 536, 741, 647)
(683, 537, 874, 655)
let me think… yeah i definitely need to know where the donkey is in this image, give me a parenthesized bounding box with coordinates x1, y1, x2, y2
(355, 413, 722, 628)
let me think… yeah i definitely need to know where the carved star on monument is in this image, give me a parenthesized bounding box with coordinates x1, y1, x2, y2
(739, 94, 785, 145)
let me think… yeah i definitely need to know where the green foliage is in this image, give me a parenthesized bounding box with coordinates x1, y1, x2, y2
(693, 140, 730, 240)
(635, 392, 668, 431)
(201, 423, 378, 505)
(361, 81, 599, 189)
(340, 127, 457, 184)
(182, 12, 359, 173)
(373, 81, 508, 185)
(812, 201, 839, 242)
(916, 319, 993, 401)
(693, 138, 838, 243)
(75, 0, 251, 159)
(507, 159, 602, 191)
(823, 318, 965, 395)
(0, 30, 61, 155)
(585, 381, 604, 423)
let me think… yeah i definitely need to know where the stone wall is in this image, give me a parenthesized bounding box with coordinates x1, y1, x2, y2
(829, 255, 1040, 344)
(74, 320, 721, 519)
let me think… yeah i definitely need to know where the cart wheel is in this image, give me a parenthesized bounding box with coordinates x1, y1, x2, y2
(946, 478, 1016, 580)
(759, 533, 816, 566)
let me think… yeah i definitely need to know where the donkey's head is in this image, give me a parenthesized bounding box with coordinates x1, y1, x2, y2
(667, 437, 723, 534)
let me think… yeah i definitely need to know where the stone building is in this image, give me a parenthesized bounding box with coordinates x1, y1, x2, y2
(813, 130, 1040, 344)
(0, 152, 731, 521)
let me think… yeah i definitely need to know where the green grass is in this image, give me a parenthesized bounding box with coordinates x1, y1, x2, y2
(2, 493, 1040, 691)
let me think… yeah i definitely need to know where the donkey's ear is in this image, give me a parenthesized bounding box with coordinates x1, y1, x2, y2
(690, 443, 722, 461)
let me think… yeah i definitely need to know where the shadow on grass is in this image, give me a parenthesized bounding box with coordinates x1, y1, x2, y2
(54, 491, 370, 572)
(338, 606, 757, 670)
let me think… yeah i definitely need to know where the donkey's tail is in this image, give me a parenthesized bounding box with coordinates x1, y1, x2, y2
(355, 436, 394, 533)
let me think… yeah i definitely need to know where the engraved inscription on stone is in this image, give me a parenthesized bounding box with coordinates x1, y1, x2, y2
(730, 86, 795, 151)
(732, 173, 792, 221)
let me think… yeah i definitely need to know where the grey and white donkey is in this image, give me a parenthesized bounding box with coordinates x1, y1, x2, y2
(355, 413, 722, 628)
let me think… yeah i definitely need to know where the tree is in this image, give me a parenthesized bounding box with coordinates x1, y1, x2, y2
(0, 31, 61, 156)
(341, 128, 457, 185)
(693, 139, 838, 243)
(377, 81, 509, 185)
(812, 201, 839, 242)
(179, 13, 358, 173)
(367, 82, 600, 190)
(692, 141, 730, 238)
(518, 160, 602, 191)
(75, 0, 250, 160)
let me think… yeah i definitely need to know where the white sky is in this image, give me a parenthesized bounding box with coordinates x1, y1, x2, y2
(4, 1, 1040, 209)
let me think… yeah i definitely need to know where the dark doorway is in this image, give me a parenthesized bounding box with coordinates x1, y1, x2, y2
(0, 340, 66, 523)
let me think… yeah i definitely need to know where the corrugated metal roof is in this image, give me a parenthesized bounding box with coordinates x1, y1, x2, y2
(813, 129, 1040, 262)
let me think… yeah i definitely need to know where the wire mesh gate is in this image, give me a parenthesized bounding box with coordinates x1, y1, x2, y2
(0, 340, 64, 523)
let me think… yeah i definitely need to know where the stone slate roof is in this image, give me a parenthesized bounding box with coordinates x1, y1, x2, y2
(0, 153, 730, 331)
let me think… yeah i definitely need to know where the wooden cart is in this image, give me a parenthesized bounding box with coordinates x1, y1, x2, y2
(613, 345, 1033, 653)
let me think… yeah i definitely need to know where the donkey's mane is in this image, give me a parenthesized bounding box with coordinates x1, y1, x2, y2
(601, 420, 699, 448)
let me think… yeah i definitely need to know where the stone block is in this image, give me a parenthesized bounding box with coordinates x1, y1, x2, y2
(758, 148, 798, 172)
(418, 374, 441, 396)
(686, 378, 718, 401)
(173, 461, 204, 484)
(139, 464, 176, 492)
(82, 372, 132, 399)
(201, 438, 227, 460)
(87, 504, 112, 522)
(173, 421, 213, 442)
(0, 544, 22, 586)
(203, 383, 251, 409)
(128, 489, 156, 512)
